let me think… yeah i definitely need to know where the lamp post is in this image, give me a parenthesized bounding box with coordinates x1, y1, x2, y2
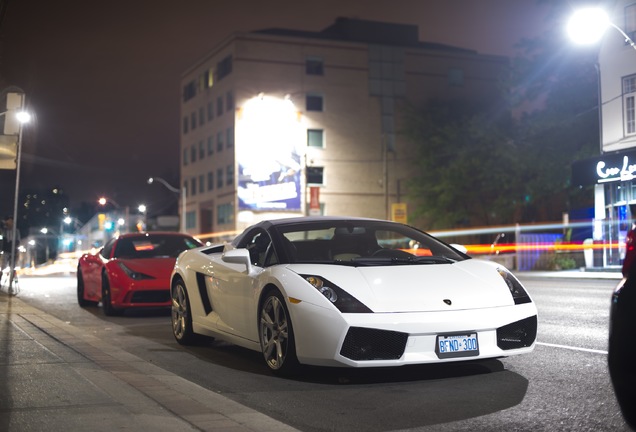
(98, 197, 129, 233)
(1, 91, 31, 293)
(567, 7, 636, 51)
(137, 204, 147, 231)
(147, 177, 186, 233)
(567, 7, 636, 153)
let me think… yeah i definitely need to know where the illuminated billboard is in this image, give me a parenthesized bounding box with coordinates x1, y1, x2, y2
(236, 95, 303, 211)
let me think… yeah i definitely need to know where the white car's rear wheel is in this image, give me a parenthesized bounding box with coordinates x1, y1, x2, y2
(259, 290, 299, 375)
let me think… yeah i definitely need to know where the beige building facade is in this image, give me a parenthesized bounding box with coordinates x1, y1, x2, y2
(180, 18, 507, 240)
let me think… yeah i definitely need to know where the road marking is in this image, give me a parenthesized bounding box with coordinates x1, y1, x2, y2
(537, 341, 608, 355)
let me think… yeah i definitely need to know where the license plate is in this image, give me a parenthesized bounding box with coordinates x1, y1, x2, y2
(435, 333, 479, 359)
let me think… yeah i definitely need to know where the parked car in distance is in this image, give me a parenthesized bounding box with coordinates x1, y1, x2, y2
(77, 232, 203, 315)
(170, 216, 538, 375)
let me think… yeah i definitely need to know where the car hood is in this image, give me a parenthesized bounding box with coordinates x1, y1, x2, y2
(286, 259, 515, 313)
(115, 257, 176, 279)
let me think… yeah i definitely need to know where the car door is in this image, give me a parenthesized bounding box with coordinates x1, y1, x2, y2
(211, 228, 272, 341)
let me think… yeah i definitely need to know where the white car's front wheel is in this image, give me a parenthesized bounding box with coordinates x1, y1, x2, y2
(171, 279, 200, 345)
(259, 290, 299, 375)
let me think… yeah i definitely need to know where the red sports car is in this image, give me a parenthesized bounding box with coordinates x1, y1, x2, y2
(77, 232, 203, 315)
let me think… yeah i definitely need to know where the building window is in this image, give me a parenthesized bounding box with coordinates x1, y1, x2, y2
(217, 168, 224, 188)
(183, 148, 189, 166)
(190, 177, 197, 196)
(226, 164, 234, 186)
(199, 174, 205, 194)
(191, 112, 196, 130)
(624, 74, 636, 135)
(182, 117, 189, 134)
(217, 96, 224, 116)
(307, 129, 324, 148)
(207, 171, 214, 191)
(203, 68, 214, 89)
(183, 180, 188, 198)
(448, 68, 464, 87)
(226, 127, 234, 148)
(217, 131, 224, 152)
(186, 210, 196, 229)
(217, 202, 234, 225)
(199, 141, 205, 159)
(306, 94, 323, 111)
(190, 144, 197, 163)
(226, 91, 234, 110)
(207, 101, 214, 121)
(306, 57, 324, 75)
(207, 136, 214, 155)
(626, 4, 636, 42)
(183, 81, 196, 102)
(199, 107, 205, 125)
(306, 166, 324, 184)
(217, 55, 233, 81)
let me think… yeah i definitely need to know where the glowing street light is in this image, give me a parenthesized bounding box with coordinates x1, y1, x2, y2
(98, 197, 129, 233)
(567, 7, 636, 50)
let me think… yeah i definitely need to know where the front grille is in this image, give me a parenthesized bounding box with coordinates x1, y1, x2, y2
(497, 315, 537, 350)
(340, 327, 408, 361)
(130, 290, 170, 303)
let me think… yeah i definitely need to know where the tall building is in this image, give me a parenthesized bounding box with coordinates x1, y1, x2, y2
(572, 1, 636, 266)
(180, 17, 508, 240)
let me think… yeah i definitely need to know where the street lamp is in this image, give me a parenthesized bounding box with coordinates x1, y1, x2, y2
(147, 177, 186, 233)
(137, 204, 147, 232)
(1, 90, 31, 294)
(567, 7, 636, 50)
(98, 197, 129, 233)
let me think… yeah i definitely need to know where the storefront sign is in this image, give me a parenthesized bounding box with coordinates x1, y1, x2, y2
(572, 149, 636, 186)
(596, 156, 636, 182)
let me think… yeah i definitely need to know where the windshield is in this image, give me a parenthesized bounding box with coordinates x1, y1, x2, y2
(113, 235, 203, 259)
(276, 220, 467, 266)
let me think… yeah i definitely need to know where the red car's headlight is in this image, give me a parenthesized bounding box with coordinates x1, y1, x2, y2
(117, 262, 155, 280)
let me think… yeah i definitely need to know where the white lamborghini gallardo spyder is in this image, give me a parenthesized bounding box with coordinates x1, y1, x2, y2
(170, 217, 537, 375)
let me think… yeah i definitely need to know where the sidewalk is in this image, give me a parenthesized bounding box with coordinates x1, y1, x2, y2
(0, 287, 299, 432)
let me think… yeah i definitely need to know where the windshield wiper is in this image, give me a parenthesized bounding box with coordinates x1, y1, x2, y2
(349, 255, 456, 265)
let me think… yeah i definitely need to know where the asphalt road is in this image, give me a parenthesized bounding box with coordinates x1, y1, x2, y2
(13, 273, 631, 431)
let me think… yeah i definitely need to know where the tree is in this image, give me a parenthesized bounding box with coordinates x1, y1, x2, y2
(508, 1, 598, 221)
(404, 1, 598, 229)
(404, 99, 524, 229)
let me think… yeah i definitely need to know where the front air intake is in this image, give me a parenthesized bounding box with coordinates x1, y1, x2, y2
(497, 315, 537, 350)
(340, 327, 408, 361)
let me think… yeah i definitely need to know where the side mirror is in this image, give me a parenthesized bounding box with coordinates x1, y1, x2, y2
(450, 244, 468, 254)
(222, 248, 252, 271)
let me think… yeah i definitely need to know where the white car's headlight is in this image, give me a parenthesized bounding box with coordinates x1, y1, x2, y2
(497, 268, 531, 305)
(302, 274, 372, 313)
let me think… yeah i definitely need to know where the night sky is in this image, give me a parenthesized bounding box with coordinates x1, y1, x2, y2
(0, 0, 552, 219)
